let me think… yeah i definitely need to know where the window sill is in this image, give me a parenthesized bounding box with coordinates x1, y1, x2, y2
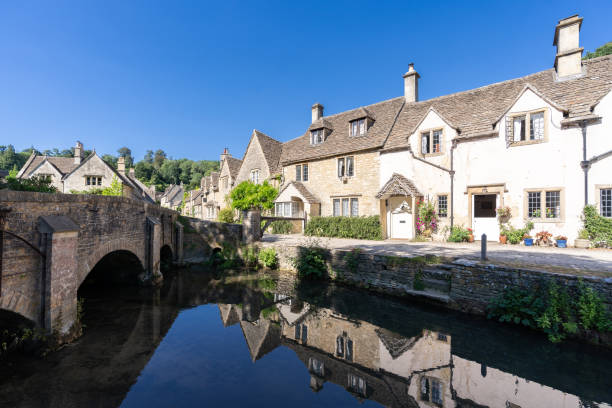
(422, 151, 444, 158)
(526, 217, 564, 223)
(509, 139, 546, 147)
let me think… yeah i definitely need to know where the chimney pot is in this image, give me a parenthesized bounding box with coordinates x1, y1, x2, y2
(554, 15, 584, 78)
(403, 64, 420, 103)
(311, 103, 324, 123)
(220, 148, 229, 164)
(74, 141, 84, 164)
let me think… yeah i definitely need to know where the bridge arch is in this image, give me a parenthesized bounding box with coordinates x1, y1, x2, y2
(79, 238, 146, 287)
(160, 244, 173, 275)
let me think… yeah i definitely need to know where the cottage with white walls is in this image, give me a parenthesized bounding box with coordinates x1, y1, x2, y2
(378, 15, 612, 244)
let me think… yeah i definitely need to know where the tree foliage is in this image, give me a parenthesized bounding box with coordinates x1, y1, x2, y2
(230, 181, 278, 211)
(583, 42, 612, 60)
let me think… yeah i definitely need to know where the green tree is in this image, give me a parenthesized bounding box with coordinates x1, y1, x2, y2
(117, 147, 134, 168)
(160, 160, 181, 184)
(102, 154, 118, 169)
(101, 176, 123, 196)
(230, 181, 277, 211)
(144, 150, 154, 164)
(153, 149, 167, 169)
(134, 161, 154, 181)
(584, 42, 612, 59)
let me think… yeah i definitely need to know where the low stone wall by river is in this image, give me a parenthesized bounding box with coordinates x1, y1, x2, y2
(264, 243, 612, 317)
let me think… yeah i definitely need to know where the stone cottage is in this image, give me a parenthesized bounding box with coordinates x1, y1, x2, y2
(160, 183, 184, 211)
(235, 129, 283, 188)
(17, 141, 155, 202)
(271, 15, 611, 244)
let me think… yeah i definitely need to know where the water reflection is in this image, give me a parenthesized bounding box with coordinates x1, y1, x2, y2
(0, 269, 610, 408)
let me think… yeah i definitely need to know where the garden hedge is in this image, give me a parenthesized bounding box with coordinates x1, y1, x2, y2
(304, 216, 382, 240)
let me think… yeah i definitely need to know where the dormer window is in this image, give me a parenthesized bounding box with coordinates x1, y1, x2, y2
(507, 109, 547, 146)
(311, 129, 324, 145)
(350, 118, 366, 136)
(420, 129, 443, 156)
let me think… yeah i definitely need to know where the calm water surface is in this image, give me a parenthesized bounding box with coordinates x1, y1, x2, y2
(1, 268, 611, 408)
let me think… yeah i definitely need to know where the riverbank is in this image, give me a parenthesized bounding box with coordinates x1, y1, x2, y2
(259, 234, 612, 347)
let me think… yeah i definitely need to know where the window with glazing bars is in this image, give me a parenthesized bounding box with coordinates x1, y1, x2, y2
(437, 195, 448, 217)
(601, 188, 612, 217)
(527, 191, 541, 218)
(545, 191, 560, 218)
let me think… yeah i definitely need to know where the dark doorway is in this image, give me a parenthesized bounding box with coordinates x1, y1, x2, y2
(473, 194, 497, 218)
(160, 245, 173, 275)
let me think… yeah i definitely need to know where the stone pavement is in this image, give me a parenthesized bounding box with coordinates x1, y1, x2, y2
(261, 234, 612, 277)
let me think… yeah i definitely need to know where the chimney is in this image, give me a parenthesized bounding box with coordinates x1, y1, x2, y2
(220, 147, 229, 164)
(117, 156, 126, 175)
(311, 103, 324, 123)
(403, 63, 419, 103)
(554, 15, 584, 78)
(129, 167, 135, 177)
(74, 141, 84, 164)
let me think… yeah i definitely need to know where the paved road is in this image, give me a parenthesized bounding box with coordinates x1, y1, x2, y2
(261, 234, 612, 277)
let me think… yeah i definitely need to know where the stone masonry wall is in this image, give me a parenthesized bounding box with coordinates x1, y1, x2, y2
(0, 190, 177, 326)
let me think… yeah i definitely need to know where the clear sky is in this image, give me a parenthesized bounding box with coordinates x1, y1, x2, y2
(1, 1, 611, 162)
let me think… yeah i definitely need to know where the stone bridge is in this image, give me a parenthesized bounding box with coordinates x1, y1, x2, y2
(0, 190, 183, 338)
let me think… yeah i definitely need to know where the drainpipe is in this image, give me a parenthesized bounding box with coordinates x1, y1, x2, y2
(450, 141, 457, 229)
(580, 120, 589, 206)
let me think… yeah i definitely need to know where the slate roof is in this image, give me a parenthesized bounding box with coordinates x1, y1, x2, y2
(19, 155, 79, 178)
(225, 156, 243, 179)
(277, 181, 320, 203)
(383, 55, 612, 150)
(280, 97, 405, 165)
(376, 173, 422, 198)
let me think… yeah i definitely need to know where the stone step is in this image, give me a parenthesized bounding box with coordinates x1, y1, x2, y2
(422, 278, 451, 293)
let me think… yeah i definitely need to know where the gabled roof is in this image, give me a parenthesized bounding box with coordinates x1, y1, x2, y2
(18, 155, 79, 178)
(376, 173, 421, 198)
(281, 97, 405, 165)
(376, 328, 421, 359)
(383, 55, 612, 150)
(277, 181, 320, 204)
(245, 129, 283, 175)
(240, 320, 282, 362)
(225, 156, 243, 179)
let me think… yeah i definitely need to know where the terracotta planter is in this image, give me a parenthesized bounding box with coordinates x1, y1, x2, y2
(499, 235, 507, 244)
(468, 234, 474, 243)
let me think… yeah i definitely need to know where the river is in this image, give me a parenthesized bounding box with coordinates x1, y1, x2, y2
(0, 267, 611, 408)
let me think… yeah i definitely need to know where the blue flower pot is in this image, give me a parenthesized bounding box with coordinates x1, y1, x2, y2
(557, 239, 567, 248)
(524, 238, 534, 246)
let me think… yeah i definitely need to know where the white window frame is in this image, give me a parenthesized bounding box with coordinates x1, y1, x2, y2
(350, 118, 367, 137)
(332, 197, 358, 217)
(420, 128, 443, 156)
(337, 156, 355, 178)
(310, 129, 324, 145)
(508, 109, 548, 146)
(524, 188, 564, 221)
(250, 169, 260, 184)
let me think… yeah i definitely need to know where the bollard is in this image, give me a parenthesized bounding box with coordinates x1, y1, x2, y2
(481, 234, 487, 261)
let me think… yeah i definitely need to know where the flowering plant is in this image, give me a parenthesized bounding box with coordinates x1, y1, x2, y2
(496, 206, 512, 218)
(555, 235, 568, 240)
(416, 200, 438, 234)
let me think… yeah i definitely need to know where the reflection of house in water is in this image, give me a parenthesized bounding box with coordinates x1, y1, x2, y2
(223, 296, 611, 408)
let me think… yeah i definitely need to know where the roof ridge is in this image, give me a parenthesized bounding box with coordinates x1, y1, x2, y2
(317, 96, 404, 121)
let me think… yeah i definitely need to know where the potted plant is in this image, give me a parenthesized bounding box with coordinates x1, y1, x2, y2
(416, 200, 438, 239)
(535, 231, 553, 246)
(496, 206, 511, 244)
(467, 228, 474, 243)
(574, 229, 590, 249)
(555, 235, 568, 248)
(523, 234, 534, 246)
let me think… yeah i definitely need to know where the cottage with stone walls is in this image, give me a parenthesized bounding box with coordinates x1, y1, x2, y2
(218, 148, 243, 206)
(378, 15, 612, 243)
(160, 183, 184, 211)
(235, 129, 283, 189)
(17, 141, 155, 202)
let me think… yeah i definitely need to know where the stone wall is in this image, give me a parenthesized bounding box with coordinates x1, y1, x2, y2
(0, 190, 179, 332)
(262, 241, 612, 323)
(183, 217, 243, 260)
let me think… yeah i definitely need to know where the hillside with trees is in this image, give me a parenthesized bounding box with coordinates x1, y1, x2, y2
(0, 144, 218, 191)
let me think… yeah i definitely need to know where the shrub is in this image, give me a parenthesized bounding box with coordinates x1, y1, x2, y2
(447, 226, 470, 242)
(506, 221, 534, 245)
(270, 219, 293, 234)
(583, 205, 612, 247)
(293, 245, 328, 280)
(258, 248, 279, 269)
(218, 208, 235, 223)
(304, 216, 382, 240)
(344, 248, 361, 273)
(230, 181, 277, 211)
(0, 174, 57, 193)
(242, 246, 259, 268)
(577, 280, 612, 332)
(536, 281, 577, 343)
(487, 287, 546, 329)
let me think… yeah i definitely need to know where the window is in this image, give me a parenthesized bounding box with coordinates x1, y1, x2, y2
(601, 188, 612, 217)
(294, 324, 307, 344)
(337, 156, 354, 178)
(311, 129, 324, 145)
(250, 170, 260, 184)
(308, 358, 324, 376)
(350, 118, 366, 136)
(275, 201, 300, 218)
(526, 189, 562, 220)
(509, 110, 546, 145)
(347, 373, 366, 397)
(336, 334, 353, 361)
(296, 164, 308, 182)
(333, 197, 359, 217)
(421, 129, 443, 155)
(85, 176, 102, 186)
(420, 377, 443, 407)
(437, 195, 448, 218)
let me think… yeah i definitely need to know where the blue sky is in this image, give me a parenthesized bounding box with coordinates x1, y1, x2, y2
(1, 1, 611, 162)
